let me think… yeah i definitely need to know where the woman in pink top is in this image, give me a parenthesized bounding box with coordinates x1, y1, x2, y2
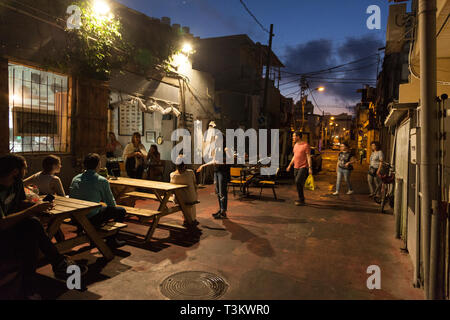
(286, 132, 313, 206)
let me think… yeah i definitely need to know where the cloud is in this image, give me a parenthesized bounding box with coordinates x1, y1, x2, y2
(282, 33, 384, 105)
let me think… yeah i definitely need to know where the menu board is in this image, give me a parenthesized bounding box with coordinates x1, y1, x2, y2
(119, 103, 143, 136)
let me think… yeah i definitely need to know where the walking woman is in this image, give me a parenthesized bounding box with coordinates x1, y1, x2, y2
(368, 141, 384, 197)
(123, 132, 147, 179)
(333, 143, 356, 195)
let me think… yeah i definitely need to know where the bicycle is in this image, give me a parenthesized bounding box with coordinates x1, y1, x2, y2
(373, 162, 395, 213)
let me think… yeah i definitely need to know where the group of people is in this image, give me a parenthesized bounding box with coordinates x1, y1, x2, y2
(287, 131, 385, 205)
(107, 132, 164, 180)
(0, 149, 204, 299)
(331, 141, 384, 198)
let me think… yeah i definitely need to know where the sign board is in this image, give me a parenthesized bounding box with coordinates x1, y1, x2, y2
(410, 127, 419, 164)
(119, 103, 143, 136)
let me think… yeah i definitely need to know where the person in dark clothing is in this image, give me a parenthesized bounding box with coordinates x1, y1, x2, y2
(0, 154, 84, 299)
(197, 144, 232, 220)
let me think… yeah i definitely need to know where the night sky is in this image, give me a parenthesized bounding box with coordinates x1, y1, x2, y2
(116, 0, 409, 115)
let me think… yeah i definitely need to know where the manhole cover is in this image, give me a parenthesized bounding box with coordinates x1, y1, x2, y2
(160, 271, 228, 300)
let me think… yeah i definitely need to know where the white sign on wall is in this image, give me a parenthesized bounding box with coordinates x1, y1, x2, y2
(119, 103, 143, 136)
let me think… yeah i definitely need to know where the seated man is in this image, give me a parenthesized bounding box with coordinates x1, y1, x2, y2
(69, 153, 126, 247)
(0, 154, 82, 299)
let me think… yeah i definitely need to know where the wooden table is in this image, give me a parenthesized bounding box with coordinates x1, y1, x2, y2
(108, 177, 188, 242)
(44, 196, 114, 261)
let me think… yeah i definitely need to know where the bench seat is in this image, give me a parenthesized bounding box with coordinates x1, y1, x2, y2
(121, 206, 161, 220)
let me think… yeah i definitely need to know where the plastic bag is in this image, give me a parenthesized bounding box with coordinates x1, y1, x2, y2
(305, 175, 315, 191)
(24, 186, 40, 203)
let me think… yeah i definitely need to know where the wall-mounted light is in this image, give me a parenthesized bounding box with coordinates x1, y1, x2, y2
(93, 0, 110, 16)
(182, 43, 194, 55)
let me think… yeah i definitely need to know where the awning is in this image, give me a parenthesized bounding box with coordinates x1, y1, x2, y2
(384, 102, 418, 127)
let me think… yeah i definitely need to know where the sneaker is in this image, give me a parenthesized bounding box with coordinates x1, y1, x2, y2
(346, 190, 354, 195)
(213, 212, 228, 220)
(211, 210, 222, 218)
(53, 257, 88, 281)
(106, 236, 126, 248)
(295, 200, 305, 206)
(332, 191, 339, 196)
(183, 220, 200, 228)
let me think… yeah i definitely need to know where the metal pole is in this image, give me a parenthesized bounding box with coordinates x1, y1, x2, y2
(262, 24, 274, 123)
(418, 0, 438, 300)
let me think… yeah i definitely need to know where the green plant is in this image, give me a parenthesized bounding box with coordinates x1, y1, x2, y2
(65, 0, 130, 80)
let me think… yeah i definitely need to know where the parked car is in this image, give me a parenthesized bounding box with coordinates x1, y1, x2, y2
(311, 147, 323, 174)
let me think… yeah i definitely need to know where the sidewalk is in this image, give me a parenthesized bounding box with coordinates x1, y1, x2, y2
(37, 151, 423, 300)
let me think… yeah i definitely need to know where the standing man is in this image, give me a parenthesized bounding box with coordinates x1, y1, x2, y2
(286, 132, 313, 206)
(197, 141, 232, 220)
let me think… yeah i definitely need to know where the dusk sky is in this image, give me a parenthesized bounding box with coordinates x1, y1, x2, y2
(116, 0, 408, 115)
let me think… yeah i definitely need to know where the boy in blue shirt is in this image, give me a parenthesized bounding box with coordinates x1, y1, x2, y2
(70, 153, 126, 247)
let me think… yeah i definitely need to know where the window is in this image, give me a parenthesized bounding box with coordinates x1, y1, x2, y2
(8, 63, 70, 153)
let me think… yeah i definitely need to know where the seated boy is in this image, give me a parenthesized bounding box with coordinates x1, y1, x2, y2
(69, 153, 126, 247)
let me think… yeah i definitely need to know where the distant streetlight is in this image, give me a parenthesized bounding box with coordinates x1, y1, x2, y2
(317, 86, 325, 92)
(93, 0, 110, 16)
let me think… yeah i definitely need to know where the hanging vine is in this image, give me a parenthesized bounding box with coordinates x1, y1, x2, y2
(63, 0, 130, 80)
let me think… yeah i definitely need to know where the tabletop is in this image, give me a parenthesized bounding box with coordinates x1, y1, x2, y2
(47, 196, 102, 216)
(108, 177, 187, 192)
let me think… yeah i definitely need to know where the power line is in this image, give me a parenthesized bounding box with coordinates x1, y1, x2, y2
(280, 54, 379, 76)
(309, 89, 323, 114)
(239, 0, 270, 34)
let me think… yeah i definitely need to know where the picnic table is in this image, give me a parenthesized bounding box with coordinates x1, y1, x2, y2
(108, 177, 189, 242)
(44, 196, 121, 261)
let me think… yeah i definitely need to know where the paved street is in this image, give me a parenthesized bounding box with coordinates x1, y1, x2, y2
(36, 150, 423, 300)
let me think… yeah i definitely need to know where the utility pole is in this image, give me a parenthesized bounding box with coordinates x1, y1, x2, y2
(418, 0, 439, 300)
(262, 24, 274, 128)
(300, 76, 308, 131)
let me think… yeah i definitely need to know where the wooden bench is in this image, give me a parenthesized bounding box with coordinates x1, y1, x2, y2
(124, 191, 176, 204)
(55, 222, 128, 254)
(121, 205, 162, 222)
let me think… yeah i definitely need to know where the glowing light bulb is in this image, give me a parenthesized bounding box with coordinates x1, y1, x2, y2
(93, 0, 110, 16)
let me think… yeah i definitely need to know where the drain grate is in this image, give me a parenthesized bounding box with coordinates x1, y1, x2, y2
(160, 271, 228, 300)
